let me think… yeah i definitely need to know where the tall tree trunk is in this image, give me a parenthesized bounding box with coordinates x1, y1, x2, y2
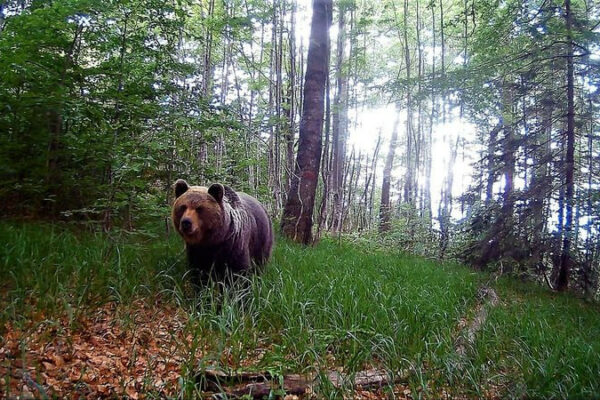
(439, 0, 446, 124)
(331, 5, 348, 233)
(425, 0, 437, 228)
(402, 0, 413, 205)
(202, 0, 215, 98)
(316, 68, 332, 238)
(500, 81, 516, 247)
(197, 0, 215, 181)
(104, 13, 129, 232)
(281, 0, 332, 244)
(557, 0, 576, 291)
(438, 136, 459, 258)
(530, 96, 552, 271)
(268, 0, 283, 211)
(555, 161, 567, 276)
(414, 0, 424, 216)
(284, 0, 297, 194)
(584, 97, 594, 297)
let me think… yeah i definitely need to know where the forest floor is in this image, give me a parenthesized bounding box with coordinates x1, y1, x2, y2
(1, 221, 599, 399)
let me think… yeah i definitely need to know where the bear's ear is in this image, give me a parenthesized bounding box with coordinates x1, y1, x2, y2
(208, 183, 224, 203)
(174, 179, 189, 198)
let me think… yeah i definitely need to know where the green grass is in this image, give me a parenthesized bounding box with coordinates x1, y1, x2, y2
(0, 222, 184, 327)
(465, 279, 600, 399)
(1, 221, 600, 398)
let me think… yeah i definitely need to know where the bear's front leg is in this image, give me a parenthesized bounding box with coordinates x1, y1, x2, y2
(226, 246, 251, 274)
(186, 245, 214, 288)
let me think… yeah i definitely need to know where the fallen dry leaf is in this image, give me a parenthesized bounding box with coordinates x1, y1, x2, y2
(0, 299, 194, 398)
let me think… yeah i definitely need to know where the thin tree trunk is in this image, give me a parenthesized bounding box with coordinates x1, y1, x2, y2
(403, 0, 413, 205)
(331, 5, 348, 233)
(197, 0, 215, 181)
(379, 114, 401, 233)
(414, 0, 423, 215)
(439, 0, 446, 124)
(284, 0, 297, 194)
(360, 134, 381, 230)
(584, 98, 594, 296)
(500, 82, 516, 243)
(103, 14, 129, 231)
(341, 147, 358, 232)
(426, 1, 437, 228)
(530, 96, 552, 271)
(268, 0, 283, 211)
(316, 67, 332, 238)
(557, 0, 576, 291)
(485, 123, 502, 205)
(438, 136, 459, 258)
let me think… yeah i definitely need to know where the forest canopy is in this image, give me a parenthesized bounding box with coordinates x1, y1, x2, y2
(0, 0, 599, 295)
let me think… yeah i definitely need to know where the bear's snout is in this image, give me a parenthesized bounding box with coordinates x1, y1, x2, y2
(180, 218, 193, 233)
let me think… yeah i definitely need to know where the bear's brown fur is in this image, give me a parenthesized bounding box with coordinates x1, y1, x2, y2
(172, 179, 273, 283)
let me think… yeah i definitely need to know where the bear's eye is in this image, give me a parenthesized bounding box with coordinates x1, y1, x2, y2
(196, 206, 203, 213)
(178, 205, 186, 214)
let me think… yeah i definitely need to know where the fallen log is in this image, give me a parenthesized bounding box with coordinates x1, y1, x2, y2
(454, 286, 500, 364)
(199, 367, 402, 398)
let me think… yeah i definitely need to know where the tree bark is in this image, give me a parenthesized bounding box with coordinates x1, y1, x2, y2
(284, 0, 297, 194)
(281, 0, 332, 244)
(331, 5, 348, 233)
(529, 96, 552, 271)
(403, 0, 414, 205)
(316, 67, 331, 238)
(584, 97, 594, 296)
(557, 0, 576, 291)
(484, 122, 502, 206)
(379, 114, 401, 233)
(360, 134, 381, 231)
(438, 135, 459, 258)
(439, 0, 446, 124)
(200, 367, 405, 398)
(500, 82, 516, 234)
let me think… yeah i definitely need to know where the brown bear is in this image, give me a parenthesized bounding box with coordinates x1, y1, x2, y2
(172, 179, 273, 284)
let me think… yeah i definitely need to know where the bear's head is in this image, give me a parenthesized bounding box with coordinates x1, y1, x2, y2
(172, 179, 227, 246)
